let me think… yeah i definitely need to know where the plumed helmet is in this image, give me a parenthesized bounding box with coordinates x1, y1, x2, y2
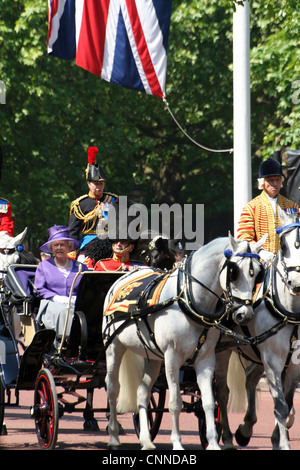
(85, 146, 106, 182)
(258, 158, 283, 178)
(83, 237, 113, 262)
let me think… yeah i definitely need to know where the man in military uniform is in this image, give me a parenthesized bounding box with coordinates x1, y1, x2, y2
(68, 146, 118, 256)
(89, 239, 145, 271)
(237, 157, 299, 261)
(0, 147, 14, 236)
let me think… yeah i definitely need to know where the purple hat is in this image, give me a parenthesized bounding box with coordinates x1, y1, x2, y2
(40, 225, 80, 252)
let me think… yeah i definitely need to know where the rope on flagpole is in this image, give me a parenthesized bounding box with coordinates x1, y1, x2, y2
(163, 97, 233, 154)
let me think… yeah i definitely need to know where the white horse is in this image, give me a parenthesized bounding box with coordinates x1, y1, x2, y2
(0, 227, 38, 342)
(102, 233, 266, 450)
(0, 228, 28, 274)
(215, 210, 300, 450)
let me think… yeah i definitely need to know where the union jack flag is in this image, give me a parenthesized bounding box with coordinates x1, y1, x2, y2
(47, 0, 172, 99)
(48, 0, 76, 60)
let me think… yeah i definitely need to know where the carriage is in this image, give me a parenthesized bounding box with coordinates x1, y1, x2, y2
(0, 263, 220, 450)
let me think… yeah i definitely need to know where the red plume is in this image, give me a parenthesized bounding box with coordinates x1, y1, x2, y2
(88, 146, 98, 165)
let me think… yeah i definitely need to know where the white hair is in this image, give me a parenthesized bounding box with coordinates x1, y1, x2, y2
(257, 178, 265, 190)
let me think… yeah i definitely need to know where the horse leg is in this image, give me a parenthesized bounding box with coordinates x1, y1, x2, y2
(137, 359, 161, 450)
(271, 363, 299, 448)
(215, 350, 235, 449)
(164, 350, 184, 450)
(235, 362, 264, 446)
(83, 388, 99, 431)
(105, 342, 126, 449)
(263, 361, 290, 450)
(195, 354, 220, 450)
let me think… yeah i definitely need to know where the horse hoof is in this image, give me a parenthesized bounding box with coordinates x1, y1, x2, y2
(108, 445, 121, 451)
(105, 422, 125, 435)
(235, 426, 251, 447)
(1, 424, 7, 436)
(84, 418, 100, 432)
(222, 442, 237, 450)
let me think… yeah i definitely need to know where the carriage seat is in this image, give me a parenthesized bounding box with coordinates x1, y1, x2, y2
(3, 264, 39, 315)
(67, 271, 125, 360)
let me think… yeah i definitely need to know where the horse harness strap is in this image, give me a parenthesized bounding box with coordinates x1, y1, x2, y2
(103, 248, 267, 360)
(103, 263, 217, 361)
(177, 255, 228, 327)
(265, 265, 300, 324)
(103, 271, 181, 359)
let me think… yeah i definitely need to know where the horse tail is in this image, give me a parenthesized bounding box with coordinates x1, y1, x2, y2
(227, 352, 247, 413)
(116, 349, 145, 414)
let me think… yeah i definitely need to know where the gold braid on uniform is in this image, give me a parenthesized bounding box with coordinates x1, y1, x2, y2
(70, 193, 118, 236)
(237, 191, 299, 254)
(70, 195, 99, 235)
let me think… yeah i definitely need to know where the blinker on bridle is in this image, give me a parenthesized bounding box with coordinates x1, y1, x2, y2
(221, 248, 265, 308)
(276, 222, 300, 250)
(223, 248, 263, 279)
(276, 222, 300, 277)
(0, 245, 24, 255)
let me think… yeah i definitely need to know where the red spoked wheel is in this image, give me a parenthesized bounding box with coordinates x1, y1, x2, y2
(32, 368, 59, 450)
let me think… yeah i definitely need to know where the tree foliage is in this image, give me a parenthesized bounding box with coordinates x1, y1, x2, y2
(0, 0, 299, 252)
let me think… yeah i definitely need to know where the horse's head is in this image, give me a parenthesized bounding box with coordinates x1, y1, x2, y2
(219, 232, 267, 325)
(137, 234, 175, 269)
(276, 208, 300, 295)
(0, 227, 28, 272)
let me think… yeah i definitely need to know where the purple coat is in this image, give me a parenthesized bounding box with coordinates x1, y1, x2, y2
(34, 258, 88, 299)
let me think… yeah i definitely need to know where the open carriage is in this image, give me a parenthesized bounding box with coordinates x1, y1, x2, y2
(0, 263, 219, 450)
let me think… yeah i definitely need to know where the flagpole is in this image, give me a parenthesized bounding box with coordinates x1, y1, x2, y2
(233, 0, 251, 236)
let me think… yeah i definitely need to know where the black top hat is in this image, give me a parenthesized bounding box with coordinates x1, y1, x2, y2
(85, 146, 106, 182)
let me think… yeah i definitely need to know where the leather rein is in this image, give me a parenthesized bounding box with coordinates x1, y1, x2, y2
(102, 248, 268, 361)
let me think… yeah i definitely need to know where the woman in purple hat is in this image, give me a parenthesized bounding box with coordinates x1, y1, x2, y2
(35, 225, 88, 350)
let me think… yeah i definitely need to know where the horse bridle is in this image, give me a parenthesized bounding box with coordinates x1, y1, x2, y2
(0, 247, 18, 255)
(219, 248, 265, 311)
(275, 222, 300, 289)
(177, 246, 265, 324)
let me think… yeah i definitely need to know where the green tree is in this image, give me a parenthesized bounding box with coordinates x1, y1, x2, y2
(1, 0, 299, 253)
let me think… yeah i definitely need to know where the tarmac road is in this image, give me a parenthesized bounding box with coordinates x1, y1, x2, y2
(0, 379, 300, 452)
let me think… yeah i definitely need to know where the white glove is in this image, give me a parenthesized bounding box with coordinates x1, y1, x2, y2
(259, 250, 275, 262)
(52, 295, 76, 306)
(52, 295, 69, 304)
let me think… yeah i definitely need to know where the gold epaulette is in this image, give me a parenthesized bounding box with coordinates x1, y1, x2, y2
(69, 194, 89, 215)
(69, 193, 118, 215)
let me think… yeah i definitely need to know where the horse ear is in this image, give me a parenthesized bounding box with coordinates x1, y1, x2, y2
(13, 227, 28, 246)
(228, 231, 239, 252)
(251, 234, 268, 254)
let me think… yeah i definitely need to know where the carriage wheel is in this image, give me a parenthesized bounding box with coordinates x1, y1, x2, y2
(0, 378, 5, 435)
(33, 368, 59, 450)
(133, 387, 166, 441)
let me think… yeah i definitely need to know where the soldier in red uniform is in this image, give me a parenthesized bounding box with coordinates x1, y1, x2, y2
(84, 199, 145, 271)
(0, 147, 14, 236)
(87, 239, 144, 271)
